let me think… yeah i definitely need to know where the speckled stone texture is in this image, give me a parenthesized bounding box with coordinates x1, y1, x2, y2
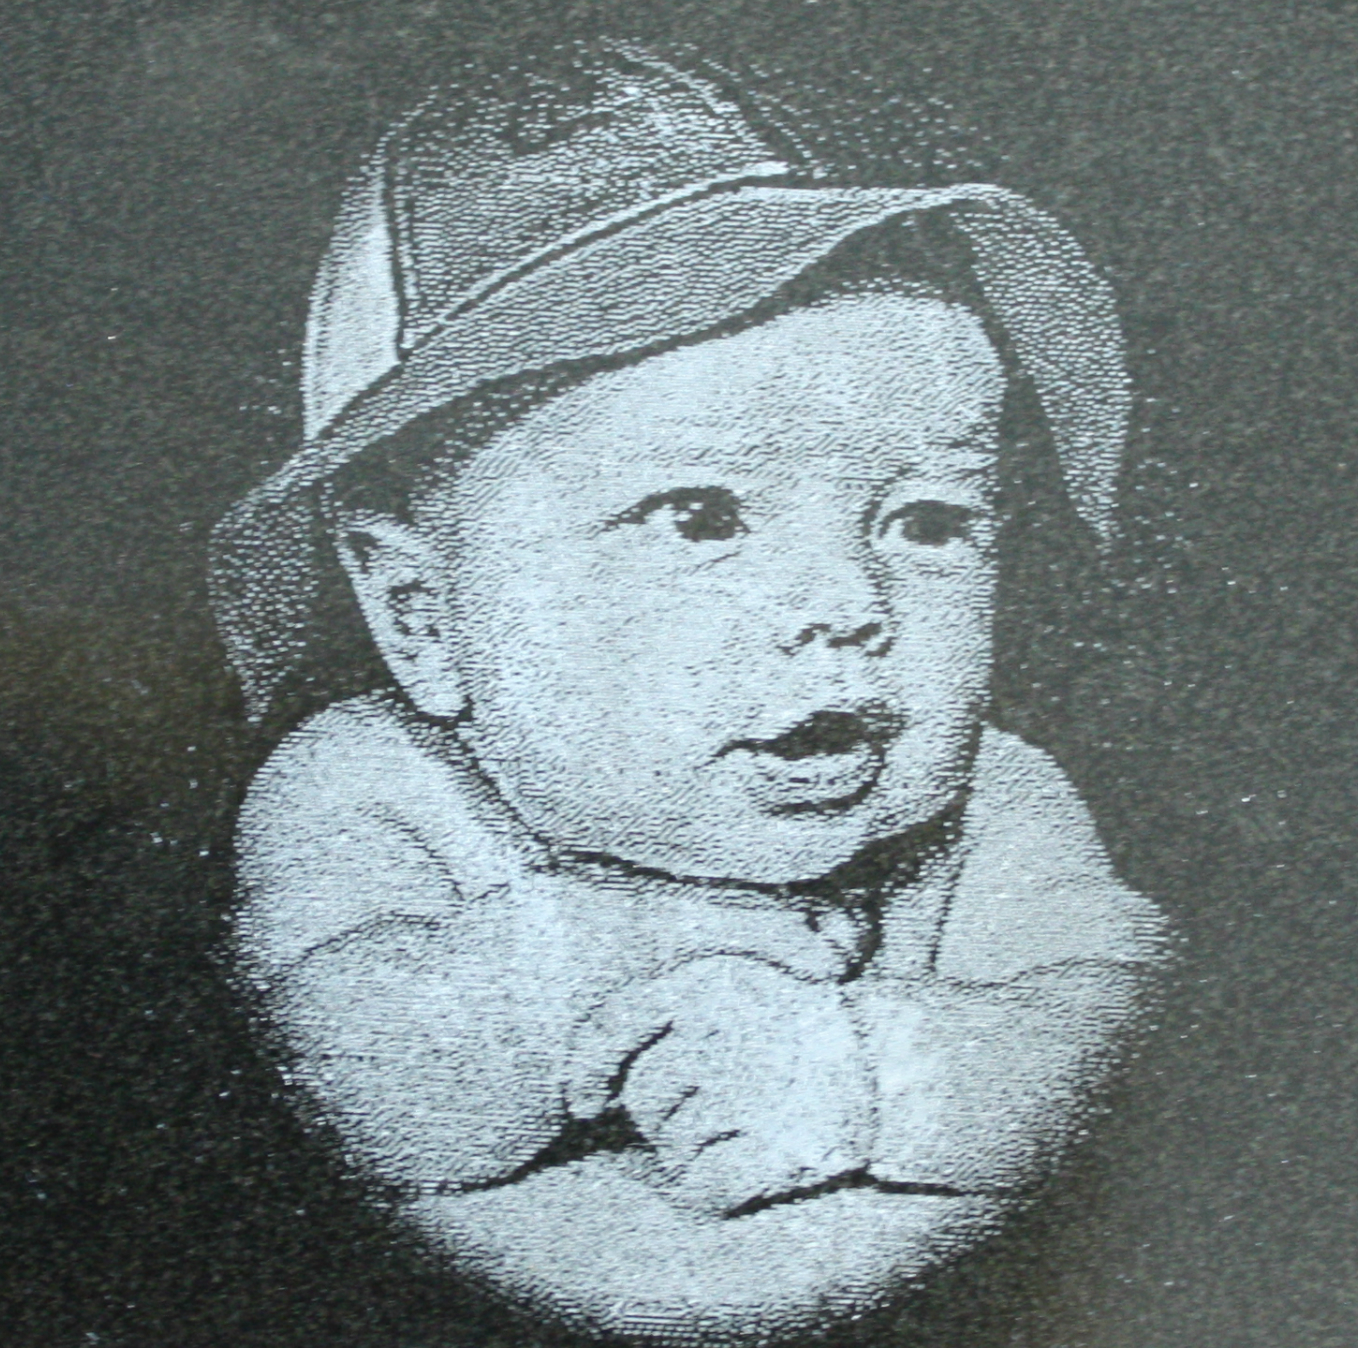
(3, 3, 1358, 1346)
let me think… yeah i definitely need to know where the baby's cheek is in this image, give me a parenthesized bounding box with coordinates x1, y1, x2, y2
(890, 579, 992, 689)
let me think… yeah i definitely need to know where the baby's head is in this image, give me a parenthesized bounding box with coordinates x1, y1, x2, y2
(211, 46, 1130, 883)
(331, 286, 1004, 884)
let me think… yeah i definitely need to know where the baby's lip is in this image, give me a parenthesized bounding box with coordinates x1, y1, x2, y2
(717, 704, 906, 762)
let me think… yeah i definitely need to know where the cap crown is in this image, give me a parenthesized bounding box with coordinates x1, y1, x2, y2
(305, 51, 787, 439)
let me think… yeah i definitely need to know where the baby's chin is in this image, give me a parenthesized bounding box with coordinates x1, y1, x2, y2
(558, 786, 956, 887)
(693, 815, 942, 888)
(476, 731, 976, 887)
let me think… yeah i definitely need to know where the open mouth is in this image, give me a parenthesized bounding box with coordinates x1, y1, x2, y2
(721, 706, 905, 761)
(716, 705, 905, 815)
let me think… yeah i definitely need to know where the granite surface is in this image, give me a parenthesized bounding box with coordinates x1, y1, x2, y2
(3, 2, 1358, 1345)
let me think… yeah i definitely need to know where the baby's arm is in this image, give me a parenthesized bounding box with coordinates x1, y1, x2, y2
(859, 728, 1165, 1190)
(567, 955, 874, 1216)
(274, 908, 570, 1192)
(857, 958, 1144, 1190)
(238, 786, 570, 1195)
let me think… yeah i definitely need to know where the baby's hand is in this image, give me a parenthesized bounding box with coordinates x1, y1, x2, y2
(569, 955, 874, 1216)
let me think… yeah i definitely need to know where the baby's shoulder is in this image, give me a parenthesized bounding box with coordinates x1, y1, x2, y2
(934, 725, 1165, 981)
(235, 694, 530, 971)
(243, 692, 420, 803)
(239, 694, 444, 864)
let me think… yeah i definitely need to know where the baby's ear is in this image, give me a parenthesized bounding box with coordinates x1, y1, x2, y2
(333, 511, 467, 719)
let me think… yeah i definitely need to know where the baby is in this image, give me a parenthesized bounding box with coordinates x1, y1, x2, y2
(216, 46, 1165, 1341)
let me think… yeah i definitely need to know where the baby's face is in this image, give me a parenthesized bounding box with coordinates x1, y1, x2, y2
(414, 293, 1004, 883)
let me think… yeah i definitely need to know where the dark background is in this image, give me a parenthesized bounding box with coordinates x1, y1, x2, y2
(3, 1, 1358, 1344)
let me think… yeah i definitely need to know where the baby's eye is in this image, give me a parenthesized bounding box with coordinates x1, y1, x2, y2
(876, 500, 974, 547)
(605, 486, 749, 542)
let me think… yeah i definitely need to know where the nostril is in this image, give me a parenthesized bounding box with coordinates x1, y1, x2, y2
(781, 621, 893, 657)
(826, 621, 883, 651)
(783, 622, 829, 654)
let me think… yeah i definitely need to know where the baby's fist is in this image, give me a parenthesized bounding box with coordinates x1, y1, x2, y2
(571, 955, 874, 1216)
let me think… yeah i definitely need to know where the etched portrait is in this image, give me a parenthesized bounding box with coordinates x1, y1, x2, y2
(207, 43, 1165, 1340)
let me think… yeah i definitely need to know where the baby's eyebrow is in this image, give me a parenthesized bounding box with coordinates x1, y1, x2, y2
(861, 451, 992, 507)
(875, 430, 997, 476)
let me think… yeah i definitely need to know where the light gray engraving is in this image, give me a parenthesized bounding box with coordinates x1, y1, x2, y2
(211, 42, 1166, 1342)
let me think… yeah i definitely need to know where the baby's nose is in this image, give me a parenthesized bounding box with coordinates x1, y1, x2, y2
(751, 504, 892, 655)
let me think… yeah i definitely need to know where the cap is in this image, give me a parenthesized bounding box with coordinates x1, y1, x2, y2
(210, 43, 1130, 719)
